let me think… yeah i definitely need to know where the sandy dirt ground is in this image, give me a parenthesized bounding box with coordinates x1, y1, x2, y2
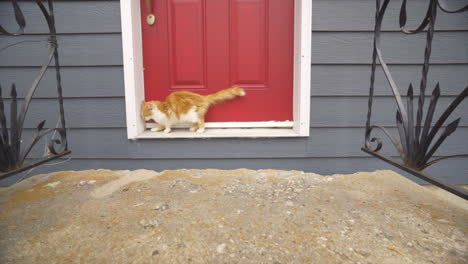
(0, 169, 467, 264)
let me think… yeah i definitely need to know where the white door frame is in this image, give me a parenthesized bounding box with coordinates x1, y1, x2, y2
(120, 0, 311, 139)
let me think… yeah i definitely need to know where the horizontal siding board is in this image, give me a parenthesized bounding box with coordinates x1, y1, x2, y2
(313, 0, 468, 31)
(311, 32, 468, 64)
(303, 127, 468, 158)
(23, 128, 309, 159)
(3, 98, 145, 127)
(311, 64, 468, 96)
(310, 96, 468, 127)
(2, 98, 126, 128)
(2, 97, 467, 128)
(0, 1, 121, 34)
(0, 34, 123, 67)
(1, 65, 466, 98)
(0, 67, 124, 98)
(2, 32, 468, 66)
(2, 157, 467, 186)
(19, 127, 468, 159)
(1, 0, 467, 34)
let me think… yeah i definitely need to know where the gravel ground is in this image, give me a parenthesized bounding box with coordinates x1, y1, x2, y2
(0, 169, 466, 264)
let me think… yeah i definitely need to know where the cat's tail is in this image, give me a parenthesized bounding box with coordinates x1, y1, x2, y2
(206, 87, 246, 106)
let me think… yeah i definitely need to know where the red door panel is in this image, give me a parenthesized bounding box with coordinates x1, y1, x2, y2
(141, 0, 294, 122)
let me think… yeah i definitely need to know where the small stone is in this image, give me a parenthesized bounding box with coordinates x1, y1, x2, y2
(139, 219, 158, 229)
(216, 243, 227, 254)
(356, 250, 370, 257)
(87, 180, 96, 184)
(152, 250, 159, 256)
(78, 181, 87, 186)
(45, 181, 61, 188)
(406, 242, 413, 247)
(437, 219, 450, 224)
(154, 203, 170, 211)
(177, 243, 186, 248)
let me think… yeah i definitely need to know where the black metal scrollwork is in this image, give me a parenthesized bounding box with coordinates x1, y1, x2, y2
(363, 0, 468, 199)
(0, 0, 70, 180)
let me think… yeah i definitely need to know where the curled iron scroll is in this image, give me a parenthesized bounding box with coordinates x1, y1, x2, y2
(0, 0, 70, 178)
(364, 0, 468, 170)
(0, 0, 26, 36)
(47, 128, 67, 155)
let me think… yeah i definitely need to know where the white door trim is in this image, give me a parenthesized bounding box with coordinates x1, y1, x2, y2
(120, 0, 311, 139)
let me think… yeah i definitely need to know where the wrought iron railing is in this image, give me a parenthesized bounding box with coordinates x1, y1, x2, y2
(0, 0, 70, 180)
(363, 0, 468, 199)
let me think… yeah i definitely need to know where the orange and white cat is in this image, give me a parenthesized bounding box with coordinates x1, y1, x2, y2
(141, 87, 245, 133)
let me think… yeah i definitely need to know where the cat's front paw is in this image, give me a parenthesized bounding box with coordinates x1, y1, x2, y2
(164, 128, 172, 133)
(196, 128, 205, 133)
(150, 124, 165, 132)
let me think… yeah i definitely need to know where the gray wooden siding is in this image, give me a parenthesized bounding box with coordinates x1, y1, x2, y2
(1, 0, 467, 185)
(1, 97, 467, 128)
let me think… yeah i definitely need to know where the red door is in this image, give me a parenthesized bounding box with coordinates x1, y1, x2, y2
(141, 0, 294, 122)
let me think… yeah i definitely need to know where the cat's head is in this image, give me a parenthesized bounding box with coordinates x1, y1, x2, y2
(141, 101, 159, 121)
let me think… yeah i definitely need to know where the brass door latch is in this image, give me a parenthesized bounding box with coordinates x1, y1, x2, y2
(146, 0, 155, 25)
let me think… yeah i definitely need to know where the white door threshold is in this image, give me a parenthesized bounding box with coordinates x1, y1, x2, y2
(137, 128, 302, 139)
(146, 121, 293, 129)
